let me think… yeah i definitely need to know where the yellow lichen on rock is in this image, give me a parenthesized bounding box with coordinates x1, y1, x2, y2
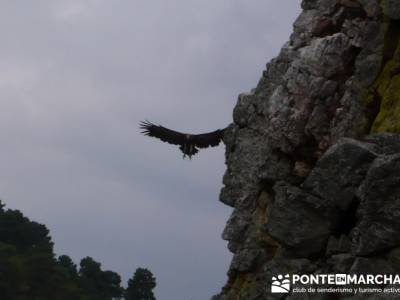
(372, 74, 400, 132)
(223, 273, 255, 300)
(252, 191, 280, 255)
(370, 19, 400, 133)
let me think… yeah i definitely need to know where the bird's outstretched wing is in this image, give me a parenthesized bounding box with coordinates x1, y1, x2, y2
(139, 120, 187, 146)
(191, 129, 224, 148)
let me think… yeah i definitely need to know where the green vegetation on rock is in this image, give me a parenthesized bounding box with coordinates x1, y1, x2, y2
(368, 19, 400, 133)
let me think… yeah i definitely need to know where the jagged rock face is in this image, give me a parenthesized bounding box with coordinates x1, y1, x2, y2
(214, 0, 400, 299)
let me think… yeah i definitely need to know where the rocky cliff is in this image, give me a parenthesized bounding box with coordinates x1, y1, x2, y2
(213, 0, 400, 299)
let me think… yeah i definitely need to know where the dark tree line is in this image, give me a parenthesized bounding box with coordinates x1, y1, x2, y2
(0, 201, 156, 300)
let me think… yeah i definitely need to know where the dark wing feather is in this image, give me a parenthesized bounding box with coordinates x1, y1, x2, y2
(139, 120, 186, 146)
(191, 129, 224, 148)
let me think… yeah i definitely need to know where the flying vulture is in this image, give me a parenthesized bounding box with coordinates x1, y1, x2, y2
(140, 120, 225, 158)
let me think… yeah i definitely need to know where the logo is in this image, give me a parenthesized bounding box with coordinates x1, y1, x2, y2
(269, 273, 400, 295)
(271, 274, 290, 293)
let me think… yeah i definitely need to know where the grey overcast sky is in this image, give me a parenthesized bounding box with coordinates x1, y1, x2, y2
(0, 1, 301, 299)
